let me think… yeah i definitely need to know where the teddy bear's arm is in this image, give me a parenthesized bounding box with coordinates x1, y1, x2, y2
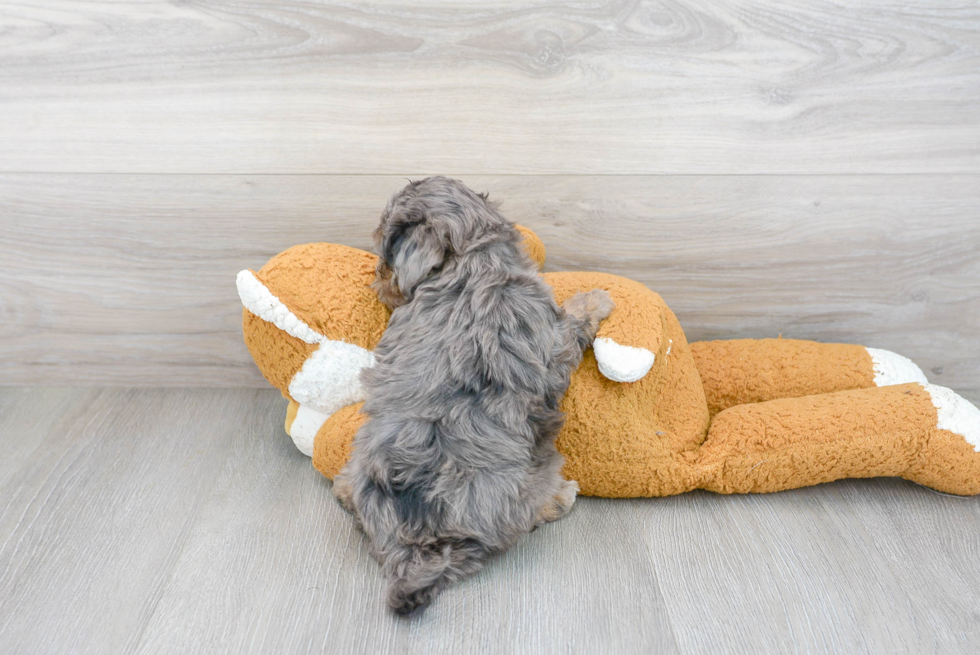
(690, 338, 928, 417)
(543, 272, 666, 383)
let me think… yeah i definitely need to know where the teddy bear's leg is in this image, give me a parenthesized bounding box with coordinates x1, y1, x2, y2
(513, 224, 546, 269)
(692, 383, 980, 496)
(690, 338, 927, 416)
(311, 402, 368, 480)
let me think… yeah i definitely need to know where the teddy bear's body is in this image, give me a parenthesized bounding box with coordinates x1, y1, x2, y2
(238, 230, 980, 497)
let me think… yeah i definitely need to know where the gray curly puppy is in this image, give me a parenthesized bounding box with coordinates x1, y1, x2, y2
(334, 177, 613, 615)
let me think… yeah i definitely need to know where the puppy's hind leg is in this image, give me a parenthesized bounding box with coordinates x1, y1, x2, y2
(332, 472, 357, 514)
(563, 289, 614, 348)
(535, 479, 580, 526)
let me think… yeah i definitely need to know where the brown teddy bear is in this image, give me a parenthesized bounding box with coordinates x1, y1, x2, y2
(237, 226, 980, 497)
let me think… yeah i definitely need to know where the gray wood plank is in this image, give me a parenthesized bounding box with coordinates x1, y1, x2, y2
(133, 395, 678, 654)
(4, 388, 980, 653)
(0, 387, 272, 653)
(828, 479, 980, 651)
(639, 482, 980, 653)
(0, 388, 93, 489)
(2, 173, 977, 400)
(0, 1, 977, 174)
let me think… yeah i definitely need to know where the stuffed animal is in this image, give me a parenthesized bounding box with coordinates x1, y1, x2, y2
(237, 226, 980, 497)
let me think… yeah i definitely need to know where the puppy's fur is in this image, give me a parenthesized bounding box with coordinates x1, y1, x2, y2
(334, 177, 613, 615)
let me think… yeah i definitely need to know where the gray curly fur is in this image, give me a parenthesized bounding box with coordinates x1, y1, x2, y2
(334, 177, 613, 615)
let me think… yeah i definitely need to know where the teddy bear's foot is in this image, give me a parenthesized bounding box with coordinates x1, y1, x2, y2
(867, 347, 928, 386)
(904, 384, 980, 495)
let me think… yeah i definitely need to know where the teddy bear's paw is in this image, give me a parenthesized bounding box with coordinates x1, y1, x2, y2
(903, 384, 980, 495)
(287, 404, 331, 457)
(867, 347, 928, 386)
(594, 338, 655, 383)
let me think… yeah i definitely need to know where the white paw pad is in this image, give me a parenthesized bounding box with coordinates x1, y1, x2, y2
(922, 384, 980, 452)
(867, 347, 928, 386)
(593, 338, 655, 383)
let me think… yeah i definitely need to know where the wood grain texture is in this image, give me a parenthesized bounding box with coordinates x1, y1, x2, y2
(0, 388, 89, 493)
(831, 479, 980, 651)
(135, 430, 678, 654)
(0, 387, 268, 653)
(2, 387, 979, 653)
(0, 1, 978, 174)
(2, 173, 978, 399)
(641, 487, 935, 652)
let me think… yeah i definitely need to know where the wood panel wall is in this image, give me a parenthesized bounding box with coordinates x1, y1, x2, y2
(0, 1, 977, 397)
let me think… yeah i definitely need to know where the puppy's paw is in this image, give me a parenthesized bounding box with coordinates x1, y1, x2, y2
(371, 266, 407, 310)
(564, 289, 615, 337)
(333, 475, 356, 514)
(535, 479, 579, 525)
(556, 478, 580, 513)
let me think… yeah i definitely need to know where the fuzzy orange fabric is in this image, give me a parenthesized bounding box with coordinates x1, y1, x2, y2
(242, 243, 390, 400)
(514, 225, 546, 270)
(697, 383, 941, 493)
(312, 403, 368, 479)
(691, 338, 876, 417)
(240, 229, 980, 497)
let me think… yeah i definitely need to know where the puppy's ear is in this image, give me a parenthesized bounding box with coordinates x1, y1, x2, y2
(385, 221, 448, 301)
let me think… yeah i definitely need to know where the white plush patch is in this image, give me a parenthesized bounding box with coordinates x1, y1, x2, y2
(288, 340, 377, 416)
(237, 269, 326, 345)
(593, 337, 655, 383)
(288, 404, 331, 457)
(922, 384, 980, 452)
(867, 347, 928, 386)
(237, 269, 376, 454)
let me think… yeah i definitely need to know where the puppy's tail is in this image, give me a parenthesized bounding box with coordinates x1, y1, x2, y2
(385, 537, 488, 615)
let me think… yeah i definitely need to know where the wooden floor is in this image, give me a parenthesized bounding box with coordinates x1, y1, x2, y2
(1, 387, 979, 653)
